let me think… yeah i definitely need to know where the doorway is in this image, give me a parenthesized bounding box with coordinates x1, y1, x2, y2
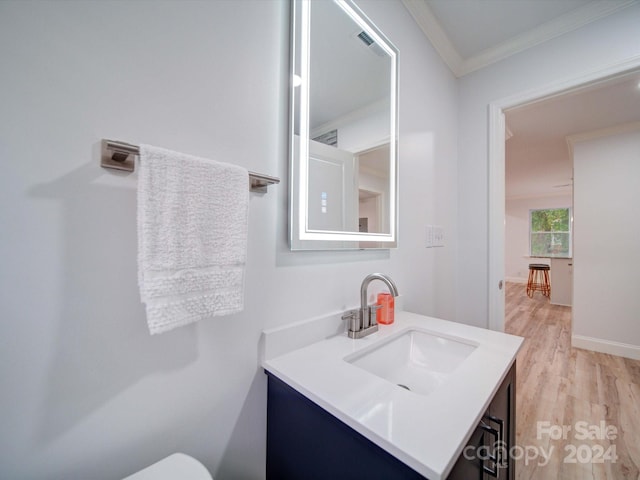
(356, 143, 390, 234)
(487, 60, 640, 333)
(490, 65, 640, 479)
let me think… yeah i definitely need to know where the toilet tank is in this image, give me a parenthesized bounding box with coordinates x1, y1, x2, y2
(123, 453, 213, 480)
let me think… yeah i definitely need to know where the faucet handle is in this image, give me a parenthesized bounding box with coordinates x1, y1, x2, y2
(369, 304, 382, 326)
(342, 309, 360, 333)
(341, 310, 357, 320)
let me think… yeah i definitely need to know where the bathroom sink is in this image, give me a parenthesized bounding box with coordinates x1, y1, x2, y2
(346, 329, 477, 396)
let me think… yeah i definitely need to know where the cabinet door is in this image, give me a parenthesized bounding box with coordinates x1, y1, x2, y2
(447, 425, 486, 479)
(447, 363, 516, 480)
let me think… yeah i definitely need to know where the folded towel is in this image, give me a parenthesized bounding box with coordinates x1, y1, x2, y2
(138, 144, 249, 335)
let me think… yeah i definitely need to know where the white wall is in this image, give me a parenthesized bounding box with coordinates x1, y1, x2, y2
(505, 194, 572, 282)
(571, 127, 640, 358)
(0, 1, 458, 478)
(457, 3, 640, 328)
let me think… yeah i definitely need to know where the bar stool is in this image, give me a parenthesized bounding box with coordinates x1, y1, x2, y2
(526, 264, 550, 298)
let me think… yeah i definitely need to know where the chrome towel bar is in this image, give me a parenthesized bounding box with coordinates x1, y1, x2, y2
(100, 139, 280, 193)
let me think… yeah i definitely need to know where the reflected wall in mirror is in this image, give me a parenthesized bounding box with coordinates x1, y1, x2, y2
(289, 0, 399, 250)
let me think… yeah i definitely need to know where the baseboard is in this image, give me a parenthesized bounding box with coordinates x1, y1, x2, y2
(506, 276, 527, 284)
(572, 334, 640, 360)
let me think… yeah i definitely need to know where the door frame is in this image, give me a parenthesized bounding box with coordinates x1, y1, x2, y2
(488, 55, 640, 332)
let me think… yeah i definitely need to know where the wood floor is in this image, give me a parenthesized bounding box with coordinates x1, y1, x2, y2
(504, 282, 640, 480)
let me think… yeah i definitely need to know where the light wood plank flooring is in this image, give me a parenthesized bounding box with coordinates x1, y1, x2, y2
(505, 282, 640, 480)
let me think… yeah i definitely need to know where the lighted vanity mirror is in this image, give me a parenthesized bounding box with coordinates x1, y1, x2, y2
(289, 0, 398, 250)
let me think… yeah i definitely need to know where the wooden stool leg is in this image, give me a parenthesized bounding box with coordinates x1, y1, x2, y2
(543, 269, 550, 298)
(526, 268, 534, 298)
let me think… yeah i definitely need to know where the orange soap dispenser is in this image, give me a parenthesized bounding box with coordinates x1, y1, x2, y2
(376, 292, 395, 325)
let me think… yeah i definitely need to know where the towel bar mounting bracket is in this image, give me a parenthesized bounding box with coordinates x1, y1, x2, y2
(101, 139, 136, 172)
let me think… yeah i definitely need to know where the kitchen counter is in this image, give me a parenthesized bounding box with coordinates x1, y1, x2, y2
(262, 311, 523, 479)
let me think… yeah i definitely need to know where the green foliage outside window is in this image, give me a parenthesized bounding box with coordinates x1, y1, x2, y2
(530, 208, 571, 257)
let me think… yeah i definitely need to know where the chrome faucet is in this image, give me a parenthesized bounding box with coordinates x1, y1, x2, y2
(343, 273, 399, 339)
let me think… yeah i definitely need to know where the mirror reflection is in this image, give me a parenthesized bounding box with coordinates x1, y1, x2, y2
(290, 0, 398, 249)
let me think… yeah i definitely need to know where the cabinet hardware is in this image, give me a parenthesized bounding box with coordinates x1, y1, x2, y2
(479, 421, 500, 477)
(484, 414, 506, 467)
(480, 413, 506, 478)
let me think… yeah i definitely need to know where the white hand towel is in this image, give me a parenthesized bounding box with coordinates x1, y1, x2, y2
(138, 144, 249, 335)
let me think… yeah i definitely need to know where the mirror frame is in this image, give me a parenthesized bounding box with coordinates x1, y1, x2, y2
(289, 0, 399, 250)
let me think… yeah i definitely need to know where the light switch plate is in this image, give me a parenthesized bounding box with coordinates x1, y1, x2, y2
(433, 226, 444, 247)
(425, 225, 434, 248)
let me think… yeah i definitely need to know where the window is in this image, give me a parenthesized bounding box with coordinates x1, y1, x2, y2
(530, 208, 571, 258)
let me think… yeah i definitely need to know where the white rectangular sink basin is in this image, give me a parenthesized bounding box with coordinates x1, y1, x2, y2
(346, 329, 477, 396)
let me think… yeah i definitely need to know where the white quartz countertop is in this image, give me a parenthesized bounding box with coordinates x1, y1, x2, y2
(262, 311, 523, 480)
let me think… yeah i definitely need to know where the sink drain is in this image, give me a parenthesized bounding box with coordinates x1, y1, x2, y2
(397, 384, 411, 391)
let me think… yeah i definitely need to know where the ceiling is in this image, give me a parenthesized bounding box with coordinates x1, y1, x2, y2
(403, 0, 640, 199)
(505, 72, 640, 198)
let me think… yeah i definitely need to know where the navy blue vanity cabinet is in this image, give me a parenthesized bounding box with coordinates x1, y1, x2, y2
(265, 363, 516, 480)
(265, 372, 425, 480)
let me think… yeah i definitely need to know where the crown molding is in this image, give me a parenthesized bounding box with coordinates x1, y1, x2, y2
(402, 0, 639, 78)
(400, 0, 463, 75)
(462, 0, 638, 76)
